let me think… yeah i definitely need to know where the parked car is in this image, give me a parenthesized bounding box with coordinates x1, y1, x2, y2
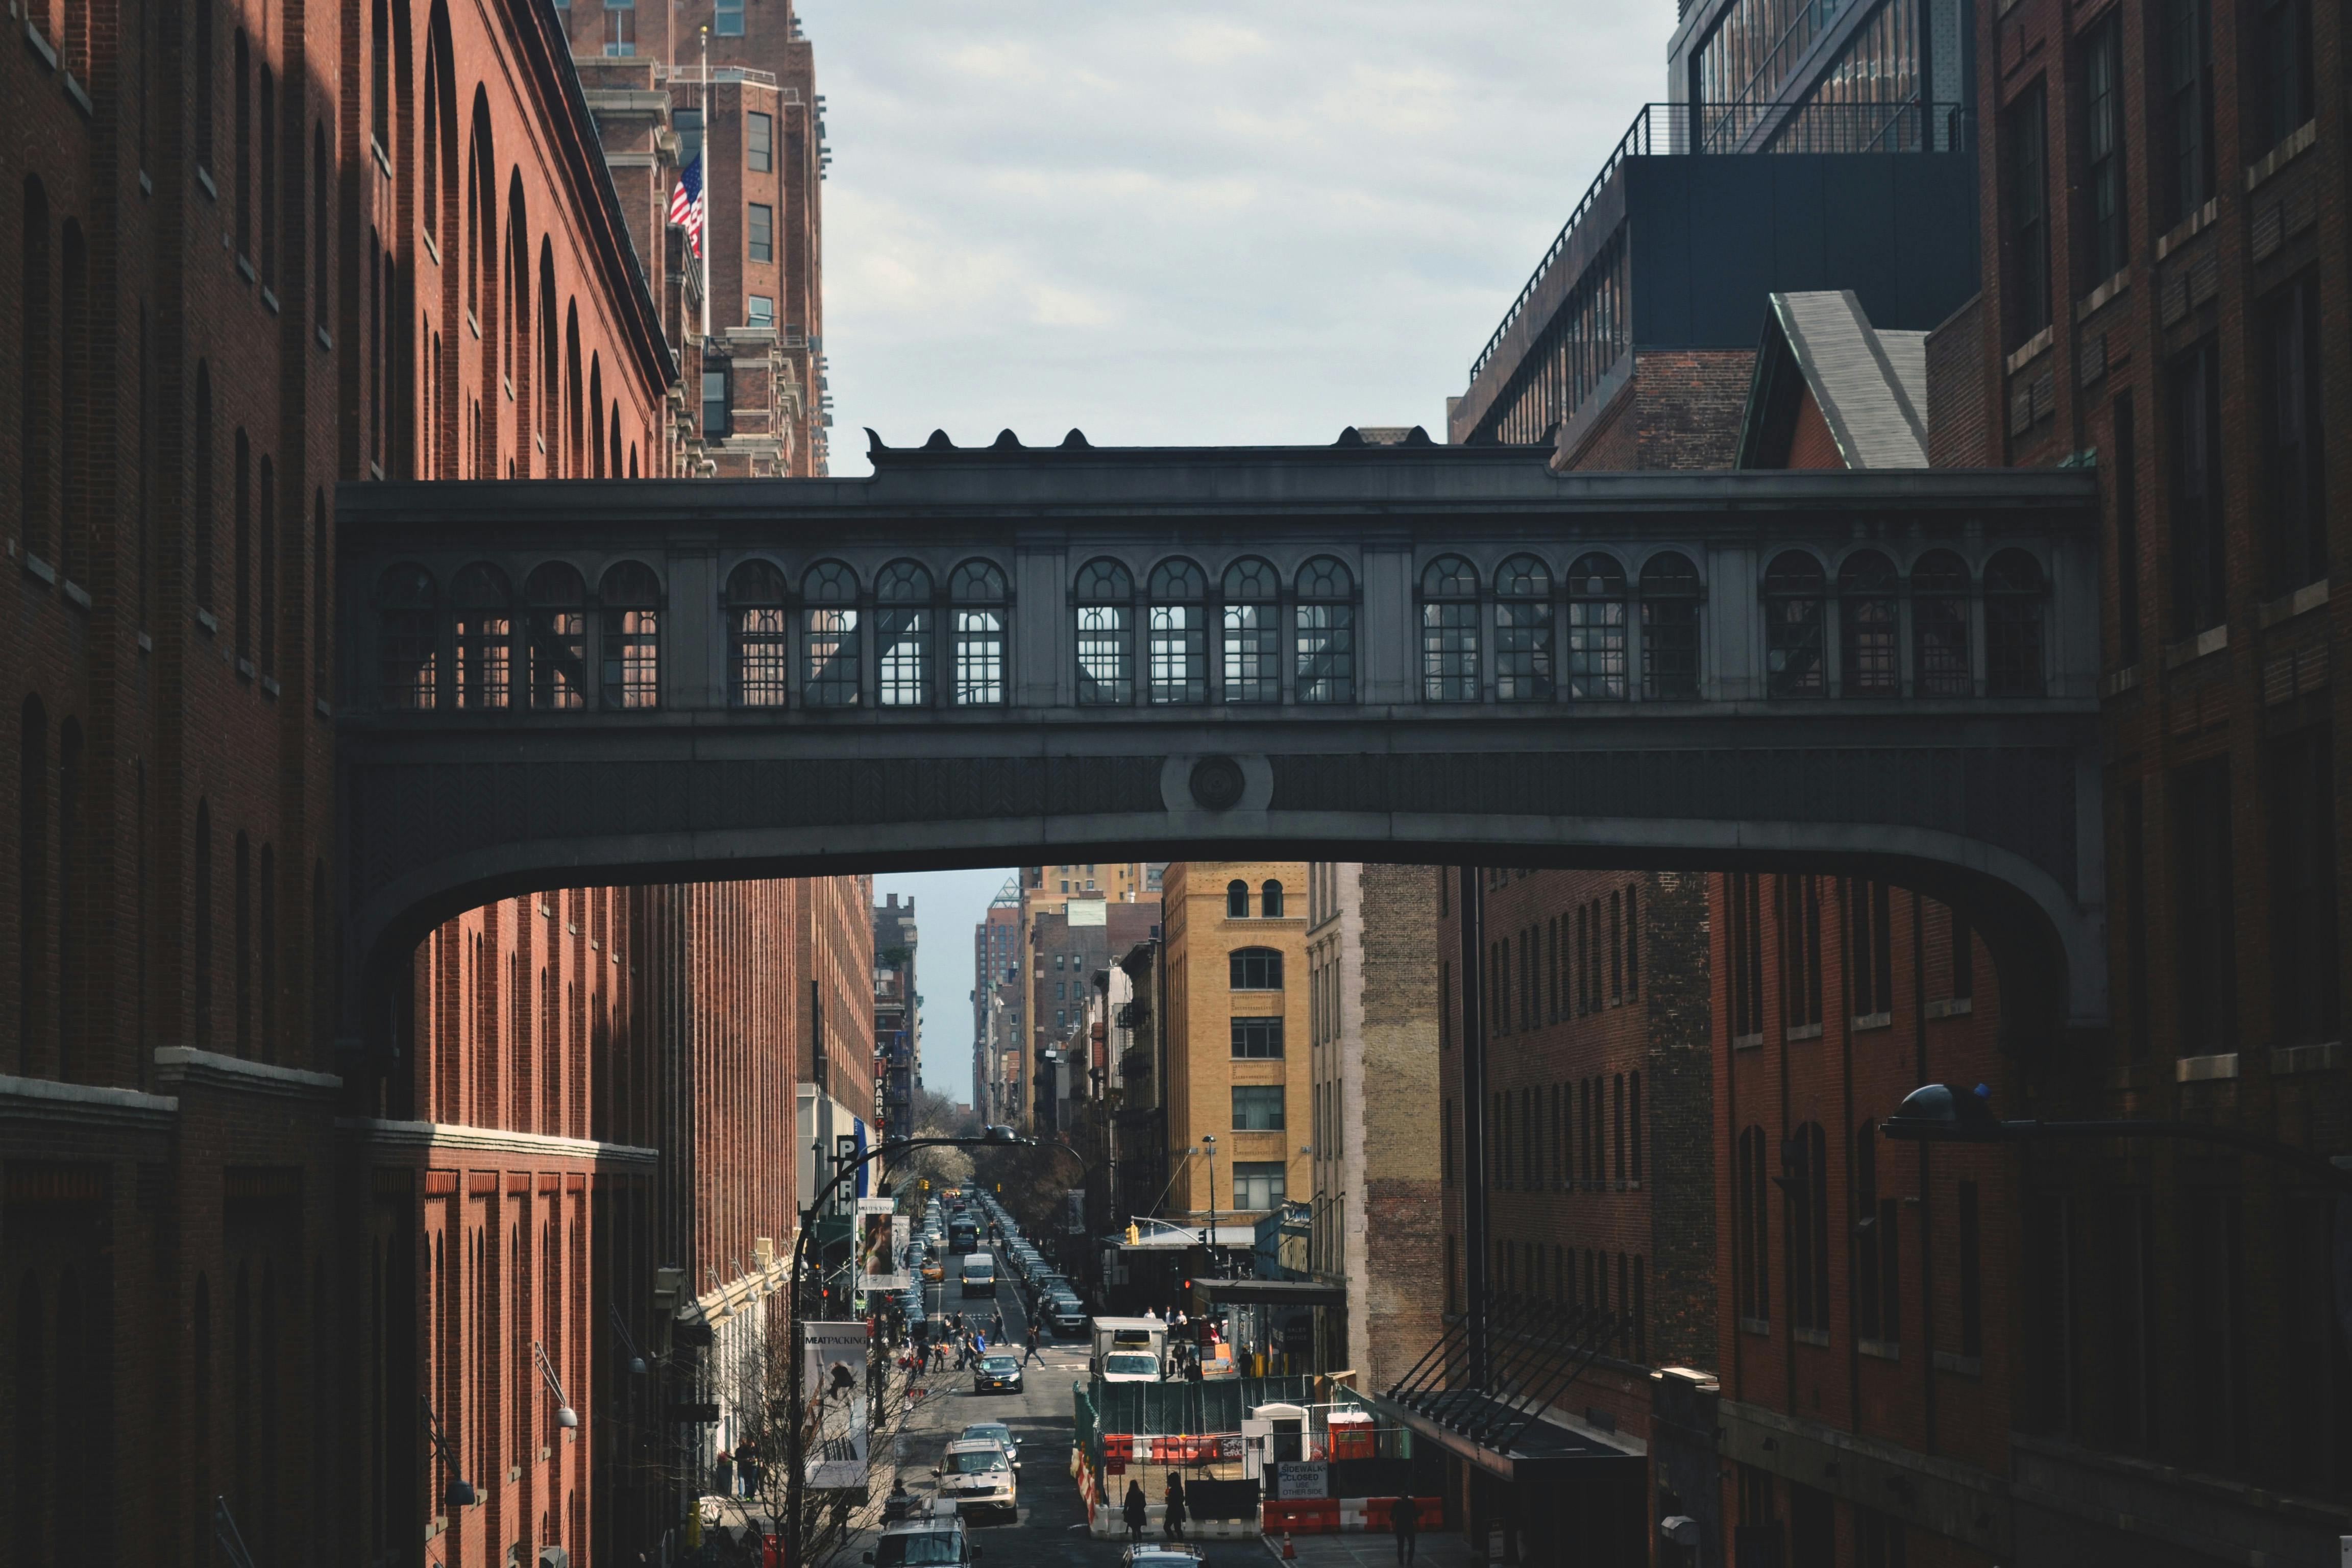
(957, 1420, 1020, 1468)
(865, 1511, 980, 1566)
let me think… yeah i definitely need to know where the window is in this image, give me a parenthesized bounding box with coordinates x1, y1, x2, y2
(378, 565, 438, 707)
(726, 559, 790, 706)
(1856, 1509, 1906, 1568)
(713, 0, 743, 31)
(1294, 556, 1354, 702)
(747, 110, 772, 170)
(193, 362, 215, 607)
(1763, 552, 1825, 696)
(1226, 879, 1250, 918)
(2267, 724, 2338, 1045)
(1074, 558, 1133, 704)
(2172, 756, 2236, 1052)
(746, 295, 774, 329)
(701, 369, 728, 440)
(2256, 0, 2314, 149)
(1494, 553, 1553, 700)
(1727, 873, 1764, 1038)
(2185, 1193, 2246, 1462)
(1146, 559, 1207, 703)
(1734, 1125, 1770, 1325)
(2169, 340, 2225, 635)
(2004, 81, 2050, 344)
(747, 203, 773, 263)
(802, 560, 860, 707)
(1230, 1162, 1285, 1210)
(2261, 274, 2325, 594)
(1786, 1123, 1829, 1334)
(599, 561, 660, 709)
(235, 29, 252, 255)
(525, 562, 585, 709)
(1220, 557, 1279, 702)
(602, 0, 634, 56)
(1232, 1085, 1284, 1130)
(2112, 396, 2142, 665)
(1911, 551, 1971, 695)
(876, 559, 933, 707)
(2080, 14, 2126, 284)
(1230, 1017, 1284, 1059)
(2157, 0, 2214, 227)
(1986, 551, 2046, 695)
(451, 564, 513, 709)
(1855, 1120, 1885, 1338)
(1420, 555, 1479, 701)
(1848, 879, 1893, 1018)
(196, 0, 216, 167)
(1779, 876, 1822, 1030)
(948, 560, 1006, 705)
(1230, 948, 1283, 990)
(1561, 553, 1626, 699)
(1260, 880, 1283, 918)
(1641, 552, 1700, 698)
(1839, 552, 1898, 695)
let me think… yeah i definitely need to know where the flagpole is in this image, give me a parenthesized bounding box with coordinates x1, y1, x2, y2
(699, 25, 711, 344)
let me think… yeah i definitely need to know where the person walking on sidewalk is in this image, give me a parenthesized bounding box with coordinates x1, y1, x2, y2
(1163, 1473, 1188, 1541)
(1392, 1494, 1419, 1564)
(1122, 1479, 1148, 1543)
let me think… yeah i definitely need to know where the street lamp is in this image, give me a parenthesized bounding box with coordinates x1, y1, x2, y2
(1202, 1133, 1218, 1256)
(1883, 1082, 2352, 1190)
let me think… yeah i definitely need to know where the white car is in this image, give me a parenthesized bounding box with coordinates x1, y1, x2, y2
(1099, 1350, 1160, 1384)
(934, 1437, 1017, 1520)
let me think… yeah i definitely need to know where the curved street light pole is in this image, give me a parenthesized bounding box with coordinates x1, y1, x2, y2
(781, 1131, 1085, 1566)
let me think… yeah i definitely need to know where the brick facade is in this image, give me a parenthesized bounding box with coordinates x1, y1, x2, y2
(1557, 349, 1760, 473)
(1927, 0, 2352, 1552)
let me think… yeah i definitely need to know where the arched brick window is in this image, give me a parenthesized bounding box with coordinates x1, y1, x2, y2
(1226, 880, 1249, 919)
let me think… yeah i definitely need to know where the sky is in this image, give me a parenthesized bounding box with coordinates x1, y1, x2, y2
(827, 5, 1669, 1101)
(797, 0, 1669, 468)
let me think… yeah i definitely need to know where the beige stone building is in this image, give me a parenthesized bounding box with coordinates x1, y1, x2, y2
(1162, 861, 1311, 1224)
(1306, 863, 1448, 1389)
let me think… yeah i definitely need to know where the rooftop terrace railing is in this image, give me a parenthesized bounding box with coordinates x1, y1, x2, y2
(1466, 100, 1971, 385)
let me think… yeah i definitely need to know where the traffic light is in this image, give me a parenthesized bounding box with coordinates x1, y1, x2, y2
(920, 1179, 930, 1191)
(1124, 1223, 1140, 1245)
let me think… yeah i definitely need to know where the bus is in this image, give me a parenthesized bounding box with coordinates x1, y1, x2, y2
(961, 1254, 997, 1297)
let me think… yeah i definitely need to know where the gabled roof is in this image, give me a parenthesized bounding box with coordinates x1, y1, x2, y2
(1736, 290, 1929, 470)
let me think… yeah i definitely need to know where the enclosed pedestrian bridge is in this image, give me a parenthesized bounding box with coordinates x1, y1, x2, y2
(336, 431, 2104, 1048)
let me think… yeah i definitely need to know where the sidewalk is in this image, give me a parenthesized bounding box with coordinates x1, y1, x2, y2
(1261, 1531, 1485, 1567)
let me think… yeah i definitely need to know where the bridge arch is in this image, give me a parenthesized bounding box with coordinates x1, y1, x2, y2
(333, 443, 2106, 1064)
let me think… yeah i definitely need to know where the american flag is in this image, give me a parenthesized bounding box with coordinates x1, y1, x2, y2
(667, 154, 705, 258)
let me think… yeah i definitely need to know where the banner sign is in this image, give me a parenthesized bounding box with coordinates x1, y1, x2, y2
(857, 1199, 909, 1291)
(1276, 1460, 1329, 1499)
(801, 1322, 869, 1488)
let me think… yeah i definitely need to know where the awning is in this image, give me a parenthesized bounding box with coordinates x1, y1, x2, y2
(1194, 1277, 1345, 1307)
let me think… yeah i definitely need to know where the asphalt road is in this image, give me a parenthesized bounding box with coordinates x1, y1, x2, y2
(857, 1236, 1253, 1567)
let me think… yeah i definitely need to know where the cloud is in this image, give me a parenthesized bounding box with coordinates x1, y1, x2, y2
(798, 0, 1664, 461)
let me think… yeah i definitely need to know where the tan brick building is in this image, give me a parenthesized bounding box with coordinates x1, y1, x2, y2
(1160, 861, 1309, 1226)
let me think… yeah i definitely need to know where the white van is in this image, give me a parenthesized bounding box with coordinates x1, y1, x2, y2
(960, 1253, 996, 1297)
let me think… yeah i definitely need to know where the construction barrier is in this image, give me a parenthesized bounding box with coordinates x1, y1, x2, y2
(1262, 1499, 1340, 1534)
(1345, 1497, 1444, 1533)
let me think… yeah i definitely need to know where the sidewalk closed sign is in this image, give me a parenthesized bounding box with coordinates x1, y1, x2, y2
(1276, 1461, 1328, 1500)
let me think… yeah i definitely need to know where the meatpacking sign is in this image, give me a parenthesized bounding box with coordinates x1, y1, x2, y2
(801, 1321, 869, 1488)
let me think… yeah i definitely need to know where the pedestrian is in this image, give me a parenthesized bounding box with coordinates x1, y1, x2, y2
(1392, 1493, 1419, 1564)
(1164, 1473, 1188, 1541)
(713, 1450, 734, 1499)
(992, 1309, 1004, 1339)
(1123, 1479, 1148, 1544)
(1023, 1324, 1044, 1365)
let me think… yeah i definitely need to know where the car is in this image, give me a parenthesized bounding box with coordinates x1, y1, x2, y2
(921, 1259, 945, 1282)
(972, 1352, 1022, 1393)
(957, 1420, 1019, 1469)
(934, 1437, 1017, 1519)
(1122, 1549, 1207, 1567)
(864, 1511, 981, 1566)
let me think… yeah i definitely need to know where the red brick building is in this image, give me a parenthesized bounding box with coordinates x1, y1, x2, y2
(1, 0, 857, 1561)
(1928, 0, 2352, 1553)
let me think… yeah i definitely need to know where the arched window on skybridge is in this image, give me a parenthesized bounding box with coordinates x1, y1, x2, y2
(727, 559, 790, 706)
(1839, 550, 1899, 697)
(1220, 557, 1280, 703)
(876, 559, 934, 707)
(377, 563, 438, 709)
(949, 559, 1008, 706)
(1074, 558, 1134, 705)
(1419, 555, 1481, 702)
(450, 562, 513, 709)
(599, 560, 663, 709)
(1494, 553, 1554, 702)
(525, 561, 586, 710)
(1293, 556, 1355, 704)
(1565, 552, 1627, 700)
(802, 560, 861, 708)
(1147, 558, 1208, 704)
(1910, 550, 1972, 697)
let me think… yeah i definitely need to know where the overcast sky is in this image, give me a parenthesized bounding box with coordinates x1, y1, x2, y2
(831, 5, 1668, 1102)
(799, 0, 1668, 468)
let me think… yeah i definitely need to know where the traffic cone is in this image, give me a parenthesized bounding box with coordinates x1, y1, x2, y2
(1282, 1532, 1296, 1559)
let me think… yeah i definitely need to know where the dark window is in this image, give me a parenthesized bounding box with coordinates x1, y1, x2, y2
(2119, 786, 2148, 1057)
(2267, 724, 2338, 1045)
(2080, 16, 2126, 284)
(1226, 880, 1248, 919)
(1856, 1508, 1908, 1568)
(2172, 756, 2236, 1052)
(599, 561, 660, 709)
(2004, 81, 2050, 344)
(2168, 339, 2226, 636)
(1628, 1071, 1641, 1182)
(1778, 875, 1822, 1030)
(1727, 872, 1765, 1038)
(1786, 1123, 1829, 1333)
(1230, 948, 1283, 990)
(2112, 395, 2142, 665)
(2253, 0, 2313, 151)
(1848, 879, 1893, 1017)
(1564, 553, 1626, 698)
(235, 29, 252, 255)
(1763, 552, 1825, 696)
(1854, 1120, 1883, 1339)
(701, 369, 727, 439)
(2157, 0, 2214, 227)
(1838, 551, 1898, 695)
(1639, 552, 1701, 699)
(1957, 1179, 1983, 1357)
(2185, 1193, 2246, 1466)
(1260, 880, 1284, 918)
(726, 559, 789, 706)
(2261, 273, 2326, 593)
(233, 430, 252, 658)
(1912, 550, 1972, 696)
(747, 111, 772, 172)
(1734, 1125, 1770, 1324)
(525, 562, 586, 710)
(1494, 553, 1553, 701)
(193, 800, 213, 1044)
(451, 563, 513, 709)
(2105, 1190, 2155, 1452)
(196, 0, 216, 166)
(377, 565, 438, 708)
(1230, 1016, 1284, 1059)
(1231, 1085, 1284, 1130)
(747, 202, 772, 263)
(233, 831, 251, 1050)
(1986, 551, 2046, 696)
(17, 698, 47, 1071)
(2280, 1193, 2352, 1491)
